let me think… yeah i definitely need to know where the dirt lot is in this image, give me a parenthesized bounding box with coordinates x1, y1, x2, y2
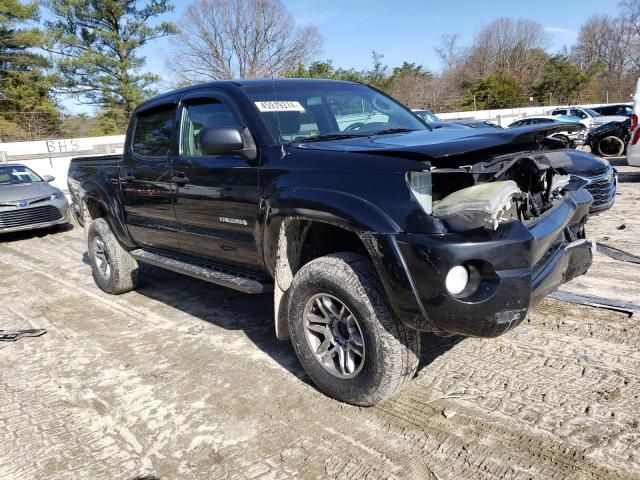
(1, 164, 639, 480)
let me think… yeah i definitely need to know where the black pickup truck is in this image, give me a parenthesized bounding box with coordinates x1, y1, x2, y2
(68, 79, 594, 406)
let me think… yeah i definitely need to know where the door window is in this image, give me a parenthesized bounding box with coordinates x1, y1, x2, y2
(132, 105, 176, 157)
(182, 100, 242, 156)
(570, 109, 588, 119)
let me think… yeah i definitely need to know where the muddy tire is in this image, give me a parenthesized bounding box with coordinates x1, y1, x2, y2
(288, 252, 420, 406)
(87, 218, 139, 294)
(597, 136, 625, 157)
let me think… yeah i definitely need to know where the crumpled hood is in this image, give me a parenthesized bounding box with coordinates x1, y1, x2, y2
(292, 123, 585, 164)
(0, 182, 56, 204)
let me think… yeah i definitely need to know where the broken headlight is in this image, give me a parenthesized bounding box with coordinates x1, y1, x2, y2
(407, 170, 432, 215)
(433, 180, 522, 232)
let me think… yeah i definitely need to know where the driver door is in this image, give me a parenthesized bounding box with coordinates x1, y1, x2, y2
(171, 92, 262, 269)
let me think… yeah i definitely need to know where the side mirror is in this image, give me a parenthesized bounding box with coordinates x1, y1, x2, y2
(43, 175, 55, 182)
(198, 126, 257, 161)
(198, 126, 243, 154)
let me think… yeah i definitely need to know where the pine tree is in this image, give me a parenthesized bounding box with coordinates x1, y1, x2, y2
(0, 0, 60, 141)
(45, 0, 176, 132)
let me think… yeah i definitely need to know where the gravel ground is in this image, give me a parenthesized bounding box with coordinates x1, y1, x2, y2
(1, 165, 639, 480)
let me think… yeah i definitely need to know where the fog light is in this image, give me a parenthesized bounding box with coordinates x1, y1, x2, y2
(446, 265, 469, 295)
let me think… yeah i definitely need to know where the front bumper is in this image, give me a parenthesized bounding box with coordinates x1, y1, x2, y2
(0, 197, 70, 234)
(375, 188, 593, 338)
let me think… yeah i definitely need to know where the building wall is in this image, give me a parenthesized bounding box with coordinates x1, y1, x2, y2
(0, 135, 125, 191)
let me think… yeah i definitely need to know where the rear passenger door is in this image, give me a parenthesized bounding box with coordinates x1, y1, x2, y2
(171, 92, 262, 269)
(121, 101, 181, 252)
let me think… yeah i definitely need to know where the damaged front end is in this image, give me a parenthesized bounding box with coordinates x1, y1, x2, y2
(419, 150, 579, 233)
(397, 148, 594, 337)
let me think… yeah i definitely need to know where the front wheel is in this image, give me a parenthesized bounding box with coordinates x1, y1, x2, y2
(288, 253, 420, 406)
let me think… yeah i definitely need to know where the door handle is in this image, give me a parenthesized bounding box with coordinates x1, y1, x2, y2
(122, 173, 136, 181)
(171, 175, 189, 185)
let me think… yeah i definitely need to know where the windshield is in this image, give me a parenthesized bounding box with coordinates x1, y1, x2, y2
(243, 82, 426, 143)
(584, 108, 601, 117)
(0, 165, 43, 185)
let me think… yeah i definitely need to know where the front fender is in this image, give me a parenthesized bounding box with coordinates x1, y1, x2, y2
(262, 187, 401, 272)
(262, 188, 431, 332)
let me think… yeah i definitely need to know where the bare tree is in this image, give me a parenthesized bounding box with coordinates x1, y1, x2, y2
(619, 0, 640, 70)
(168, 0, 323, 83)
(572, 14, 635, 99)
(466, 18, 550, 86)
(434, 33, 463, 70)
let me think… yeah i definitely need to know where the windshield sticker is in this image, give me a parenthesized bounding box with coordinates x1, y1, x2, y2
(254, 101, 305, 113)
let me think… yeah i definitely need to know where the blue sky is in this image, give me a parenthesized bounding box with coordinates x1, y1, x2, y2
(82, 0, 614, 113)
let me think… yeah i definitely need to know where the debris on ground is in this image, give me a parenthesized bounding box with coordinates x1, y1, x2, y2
(597, 243, 640, 264)
(442, 408, 457, 419)
(185, 324, 205, 335)
(0, 329, 46, 342)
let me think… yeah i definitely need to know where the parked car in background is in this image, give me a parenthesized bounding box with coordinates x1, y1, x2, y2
(564, 150, 617, 213)
(0, 164, 70, 234)
(453, 119, 503, 129)
(591, 103, 633, 117)
(585, 119, 631, 157)
(628, 79, 640, 167)
(509, 116, 584, 147)
(549, 106, 627, 130)
(411, 109, 440, 122)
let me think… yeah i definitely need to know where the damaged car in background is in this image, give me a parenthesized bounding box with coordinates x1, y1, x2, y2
(68, 79, 594, 406)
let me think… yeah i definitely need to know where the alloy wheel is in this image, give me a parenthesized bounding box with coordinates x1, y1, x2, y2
(92, 236, 111, 278)
(303, 293, 365, 379)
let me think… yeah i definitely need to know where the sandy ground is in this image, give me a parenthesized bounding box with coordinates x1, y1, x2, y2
(1, 163, 639, 480)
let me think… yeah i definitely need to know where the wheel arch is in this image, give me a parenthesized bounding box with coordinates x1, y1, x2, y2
(264, 190, 425, 340)
(78, 181, 136, 249)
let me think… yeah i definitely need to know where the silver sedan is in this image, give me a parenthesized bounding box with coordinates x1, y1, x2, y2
(0, 164, 70, 234)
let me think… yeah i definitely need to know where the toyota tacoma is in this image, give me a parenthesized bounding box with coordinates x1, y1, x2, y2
(68, 79, 594, 406)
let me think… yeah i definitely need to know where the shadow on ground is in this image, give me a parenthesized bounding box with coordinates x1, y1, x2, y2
(80, 255, 460, 385)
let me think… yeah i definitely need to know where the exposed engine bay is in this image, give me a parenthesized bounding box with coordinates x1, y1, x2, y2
(431, 150, 575, 232)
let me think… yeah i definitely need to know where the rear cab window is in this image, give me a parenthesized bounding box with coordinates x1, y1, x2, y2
(132, 105, 177, 157)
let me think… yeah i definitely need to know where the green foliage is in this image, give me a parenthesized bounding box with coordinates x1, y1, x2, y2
(0, 0, 61, 140)
(45, 0, 176, 131)
(532, 55, 599, 104)
(286, 51, 390, 91)
(462, 74, 523, 109)
(390, 62, 431, 80)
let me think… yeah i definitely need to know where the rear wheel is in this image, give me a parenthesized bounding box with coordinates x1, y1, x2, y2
(288, 252, 420, 406)
(87, 218, 139, 294)
(597, 136, 625, 157)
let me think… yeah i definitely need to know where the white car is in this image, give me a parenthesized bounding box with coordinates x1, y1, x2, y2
(549, 106, 627, 130)
(628, 79, 640, 167)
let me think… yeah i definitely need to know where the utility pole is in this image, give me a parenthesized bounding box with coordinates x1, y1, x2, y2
(549, 92, 552, 106)
(473, 94, 477, 111)
(606, 91, 609, 104)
